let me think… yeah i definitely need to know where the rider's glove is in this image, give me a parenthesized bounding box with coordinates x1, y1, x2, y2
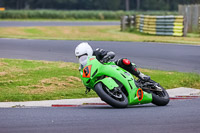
(102, 55, 111, 63)
(101, 51, 115, 63)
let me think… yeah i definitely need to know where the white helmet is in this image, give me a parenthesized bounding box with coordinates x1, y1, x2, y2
(75, 42, 93, 57)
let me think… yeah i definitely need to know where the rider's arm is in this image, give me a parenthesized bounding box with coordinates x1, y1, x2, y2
(93, 48, 115, 61)
(102, 51, 115, 62)
(106, 51, 115, 59)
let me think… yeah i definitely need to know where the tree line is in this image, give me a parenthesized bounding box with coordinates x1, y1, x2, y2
(0, 0, 200, 11)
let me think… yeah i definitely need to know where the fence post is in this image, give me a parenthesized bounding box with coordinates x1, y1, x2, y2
(199, 17, 200, 33)
(130, 15, 135, 28)
(183, 16, 188, 37)
(120, 16, 128, 31)
(192, 5, 199, 32)
(178, 4, 200, 33)
(127, 15, 134, 28)
(127, 16, 131, 28)
(133, 15, 136, 27)
(178, 5, 184, 15)
(120, 16, 125, 31)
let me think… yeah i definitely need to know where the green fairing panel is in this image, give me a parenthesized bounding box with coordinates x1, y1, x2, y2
(80, 57, 102, 88)
(130, 91, 152, 105)
(98, 77, 119, 90)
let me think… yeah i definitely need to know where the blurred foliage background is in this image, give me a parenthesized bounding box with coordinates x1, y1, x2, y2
(0, 0, 199, 11)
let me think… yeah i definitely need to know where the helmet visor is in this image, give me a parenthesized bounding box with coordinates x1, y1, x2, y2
(78, 55, 88, 67)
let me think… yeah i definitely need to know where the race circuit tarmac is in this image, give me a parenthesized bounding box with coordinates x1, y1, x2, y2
(0, 21, 119, 27)
(0, 99, 200, 133)
(0, 38, 199, 73)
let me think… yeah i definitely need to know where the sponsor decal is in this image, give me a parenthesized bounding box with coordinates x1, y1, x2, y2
(89, 58, 95, 61)
(82, 65, 92, 78)
(137, 88, 144, 101)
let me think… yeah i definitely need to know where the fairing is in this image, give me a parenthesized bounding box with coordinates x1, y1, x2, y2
(79, 56, 152, 105)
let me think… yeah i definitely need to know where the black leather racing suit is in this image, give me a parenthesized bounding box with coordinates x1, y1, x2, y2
(93, 48, 146, 80)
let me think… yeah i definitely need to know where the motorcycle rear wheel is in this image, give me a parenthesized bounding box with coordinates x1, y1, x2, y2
(94, 82, 128, 108)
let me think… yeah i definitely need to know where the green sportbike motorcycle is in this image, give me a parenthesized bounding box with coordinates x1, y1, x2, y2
(78, 55, 170, 108)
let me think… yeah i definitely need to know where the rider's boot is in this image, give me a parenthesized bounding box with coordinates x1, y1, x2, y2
(138, 72, 150, 82)
(129, 64, 150, 82)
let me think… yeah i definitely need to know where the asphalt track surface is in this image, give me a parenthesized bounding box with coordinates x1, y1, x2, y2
(0, 21, 119, 27)
(0, 38, 200, 73)
(0, 22, 199, 133)
(0, 99, 200, 133)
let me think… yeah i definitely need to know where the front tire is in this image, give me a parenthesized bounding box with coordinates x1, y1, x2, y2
(94, 82, 128, 108)
(151, 84, 170, 106)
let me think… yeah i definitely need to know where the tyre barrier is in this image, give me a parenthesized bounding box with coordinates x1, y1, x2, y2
(136, 15, 184, 36)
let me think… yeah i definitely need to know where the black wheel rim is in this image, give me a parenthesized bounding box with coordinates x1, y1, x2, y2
(154, 91, 166, 97)
(103, 85, 125, 102)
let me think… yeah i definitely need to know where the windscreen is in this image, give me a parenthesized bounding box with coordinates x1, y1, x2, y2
(78, 55, 88, 69)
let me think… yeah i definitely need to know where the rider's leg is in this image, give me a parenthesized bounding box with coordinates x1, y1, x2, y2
(115, 58, 150, 81)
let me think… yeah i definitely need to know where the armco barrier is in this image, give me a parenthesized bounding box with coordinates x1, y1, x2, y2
(136, 15, 184, 36)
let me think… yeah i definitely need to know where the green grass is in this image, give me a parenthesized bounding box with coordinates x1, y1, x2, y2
(0, 26, 199, 45)
(187, 33, 200, 38)
(0, 58, 200, 102)
(0, 58, 97, 102)
(24, 28, 43, 34)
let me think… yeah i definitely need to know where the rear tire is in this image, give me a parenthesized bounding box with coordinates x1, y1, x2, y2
(94, 82, 128, 108)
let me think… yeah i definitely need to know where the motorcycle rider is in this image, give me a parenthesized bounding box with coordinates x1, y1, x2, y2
(75, 42, 150, 81)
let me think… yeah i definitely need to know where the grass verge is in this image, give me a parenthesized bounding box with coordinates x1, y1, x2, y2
(0, 26, 199, 45)
(0, 58, 200, 102)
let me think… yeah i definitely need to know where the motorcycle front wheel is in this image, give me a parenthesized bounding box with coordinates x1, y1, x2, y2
(151, 83, 170, 106)
(94, 82, 128, 108)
